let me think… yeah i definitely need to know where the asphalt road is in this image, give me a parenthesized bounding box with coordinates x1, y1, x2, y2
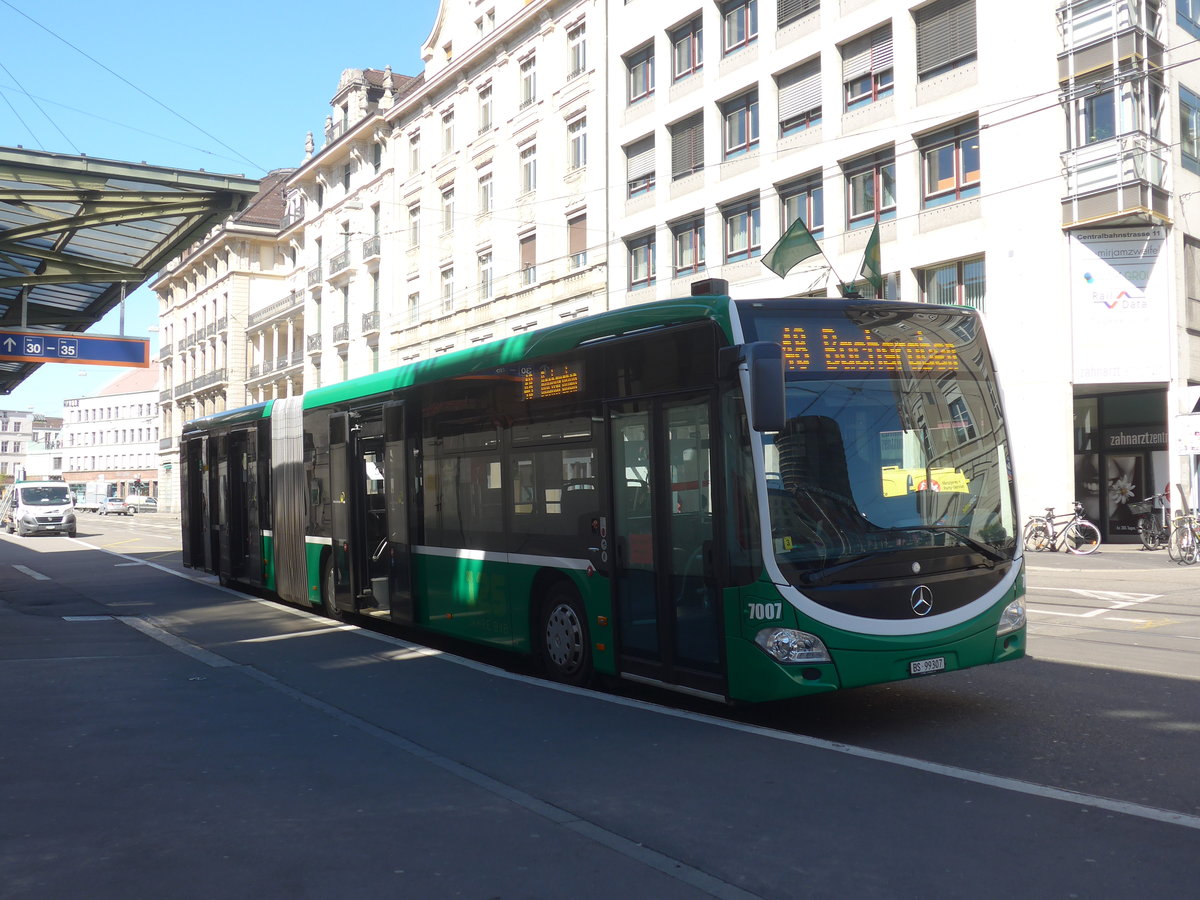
(2, 520, 1197, 898)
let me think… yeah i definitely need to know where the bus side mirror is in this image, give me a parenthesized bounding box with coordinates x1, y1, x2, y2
(744, 342, 785, 434)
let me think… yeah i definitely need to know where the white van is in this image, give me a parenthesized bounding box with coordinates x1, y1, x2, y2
(0, 481, 77, 537)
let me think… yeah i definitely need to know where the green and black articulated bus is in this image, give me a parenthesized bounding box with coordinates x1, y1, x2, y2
(180, 282, 1025, 703)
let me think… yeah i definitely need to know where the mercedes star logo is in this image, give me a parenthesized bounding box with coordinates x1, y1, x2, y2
(911, 585, 934, 616)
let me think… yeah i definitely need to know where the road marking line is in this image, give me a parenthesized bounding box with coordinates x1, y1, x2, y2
(86, 541, 1200, 836)
(12, 564, 49, 581)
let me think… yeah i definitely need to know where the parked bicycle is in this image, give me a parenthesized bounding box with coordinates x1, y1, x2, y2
(1130, 493, 1169, 551)
(1169, 512, 1200, 565)
(1022, 501, 1101, 555)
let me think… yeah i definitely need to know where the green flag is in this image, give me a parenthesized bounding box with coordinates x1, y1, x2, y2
(859, 222, 883, 295)
(762, 215, 821, 278)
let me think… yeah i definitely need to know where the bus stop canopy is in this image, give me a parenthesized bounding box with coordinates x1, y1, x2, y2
(0, 146, 260, 394)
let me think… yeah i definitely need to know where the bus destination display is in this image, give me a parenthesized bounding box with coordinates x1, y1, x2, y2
(522, 362, 583, 400)
(776, 325, 960, 374)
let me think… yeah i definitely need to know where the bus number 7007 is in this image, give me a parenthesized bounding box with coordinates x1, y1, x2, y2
(748, 602, 783, 620)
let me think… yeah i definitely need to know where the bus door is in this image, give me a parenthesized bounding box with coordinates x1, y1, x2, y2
(180, 436, 207, 570)
(608, 393, 724, 696)
(207, 435, 222, 574)
(331, 404, 409, 618)
(225, 428, 263, 584)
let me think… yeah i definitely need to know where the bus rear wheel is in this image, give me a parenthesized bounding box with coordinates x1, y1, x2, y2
(539, 585, 592, 686)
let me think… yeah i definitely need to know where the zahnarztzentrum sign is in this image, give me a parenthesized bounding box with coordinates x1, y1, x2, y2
(0, 330, 150, 367)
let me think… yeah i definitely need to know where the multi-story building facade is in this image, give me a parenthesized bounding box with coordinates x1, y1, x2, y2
(18, 416, 65, 482)
(61, 365, 161, 499)
(0, 410, 59, 484)
(147, 0, 1200, 540)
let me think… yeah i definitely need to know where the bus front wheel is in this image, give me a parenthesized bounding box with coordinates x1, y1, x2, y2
(539, 584, 592, 686)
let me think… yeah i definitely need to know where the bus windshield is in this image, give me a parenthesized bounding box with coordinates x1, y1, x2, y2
(739, 302, 1017, 586)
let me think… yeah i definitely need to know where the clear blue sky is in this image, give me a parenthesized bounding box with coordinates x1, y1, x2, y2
(0, 0, 440, 414)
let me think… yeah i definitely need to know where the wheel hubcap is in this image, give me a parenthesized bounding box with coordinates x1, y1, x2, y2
(545, 603, 582, 671)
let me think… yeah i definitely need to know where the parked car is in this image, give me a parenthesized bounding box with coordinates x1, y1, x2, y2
(97, 497, 132, 516)
(124, 496, 157, 513)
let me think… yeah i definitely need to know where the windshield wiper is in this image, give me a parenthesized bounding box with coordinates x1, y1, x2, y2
(798, 550, 900, 585)
(891, 526, 1006, 565)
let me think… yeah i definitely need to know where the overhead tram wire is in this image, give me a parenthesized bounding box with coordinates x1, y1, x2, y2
(0, 0, 265, 175)
(0, 65, 44, 150)
(0, 58, 79, 154)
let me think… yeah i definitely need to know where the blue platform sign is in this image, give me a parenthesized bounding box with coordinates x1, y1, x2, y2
(0, 330, 150, 368)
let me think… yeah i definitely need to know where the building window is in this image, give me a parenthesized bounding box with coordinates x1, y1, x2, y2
(672, 16, 703, 81)
(920, 119, 980, 207)
(408, 292, 420, 325)
(520, 144, 537, 193)
(1183, 87, 1200, 174)
(722, 0, 758, 55)
(626, 44, 655, 104)
(372, 142, 383, 173)
(478, 251, 493, 302)
(478, 171, 494, 213)
(671, 215, 706, 278)
(1183, 0, 1200, 39)
(441, 185, 455, 232)
(441, 108, 455, 155)
(625, 135, 655, 196)
(478, 84, 493, 132)
(723, 198, 761, 262)
(842, 25, 894, 111)
(568, 117, 587, 170)
(440, 267, 455, 315)
(408, 204, 421, 248)
(671, 113, 704, 179)
(916, 0, 977, 80)
(628, 232, 656, 289)
(920, 256, 985, 309)
(779, 0, 819, 28)
(568, 22, 587, 78)
(568, 213, 588, 269)
(778, 58, 821, 136)
(845, 149, 896, 228)
(520, 55, 537, 109)
(409, 133, 420, 174)
(342, 163, 352, 190)
(519, 232, 537, 284)
(722, 90, 759, 159)
(780, 174, 823, 238)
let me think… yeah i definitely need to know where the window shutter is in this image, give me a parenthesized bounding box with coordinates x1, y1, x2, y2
(916, 0, 976, 76)
(843, 26, 892, 81)
(626, 136, 655, 181)
(520, 233, 536, 269)
(779, 0, 820, 28)
(569, 215, 587, 257)
(778, 59, 821, 120)
(671, 114, 704, 177)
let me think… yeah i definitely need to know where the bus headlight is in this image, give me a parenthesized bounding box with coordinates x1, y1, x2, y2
(755, 628, 831, 664)
(996, 597, 1026, 636)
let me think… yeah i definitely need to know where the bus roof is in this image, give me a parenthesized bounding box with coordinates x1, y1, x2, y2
(299, 294, 737, 411)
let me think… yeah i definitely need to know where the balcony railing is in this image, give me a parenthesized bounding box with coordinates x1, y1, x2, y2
(159, 389, 172, 402)
(330, 250, 351, 274)
(308, 266, 323, 286)
(248, 291, 302, 327)
(333, 322, 350, 343)
(159, 437, 174, 450)
(362, 235, 381, 258)
(1061, 132, 1170, 225)
(307, 333, 322, 352)
(249, 364, 261, 379)
(362, 311, 380, 333)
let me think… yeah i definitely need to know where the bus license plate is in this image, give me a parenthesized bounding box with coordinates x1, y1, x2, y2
(909, 657, 945, 676)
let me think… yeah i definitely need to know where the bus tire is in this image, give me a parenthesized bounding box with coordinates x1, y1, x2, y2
(321, 556, 346, 621)
(538, 583, 592, 686)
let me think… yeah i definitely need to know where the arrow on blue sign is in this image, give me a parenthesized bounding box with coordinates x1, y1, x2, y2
(0, 330, 149, 367)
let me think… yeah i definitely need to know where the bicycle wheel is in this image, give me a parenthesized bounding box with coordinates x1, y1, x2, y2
(1183, 527, 1199, 566)
(1169, 524, 1187, 563)
(1023, 520, 1051, 552)
(1063, 520, 1101, 555)
(1137, 515, 1163, 551)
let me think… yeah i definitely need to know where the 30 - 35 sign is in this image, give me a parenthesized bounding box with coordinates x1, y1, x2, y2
(0, 330, 149, 368)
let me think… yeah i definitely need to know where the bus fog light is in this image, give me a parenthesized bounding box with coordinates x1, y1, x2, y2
(755, 628, 831, 664)
(996, 597, 1026, 636)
